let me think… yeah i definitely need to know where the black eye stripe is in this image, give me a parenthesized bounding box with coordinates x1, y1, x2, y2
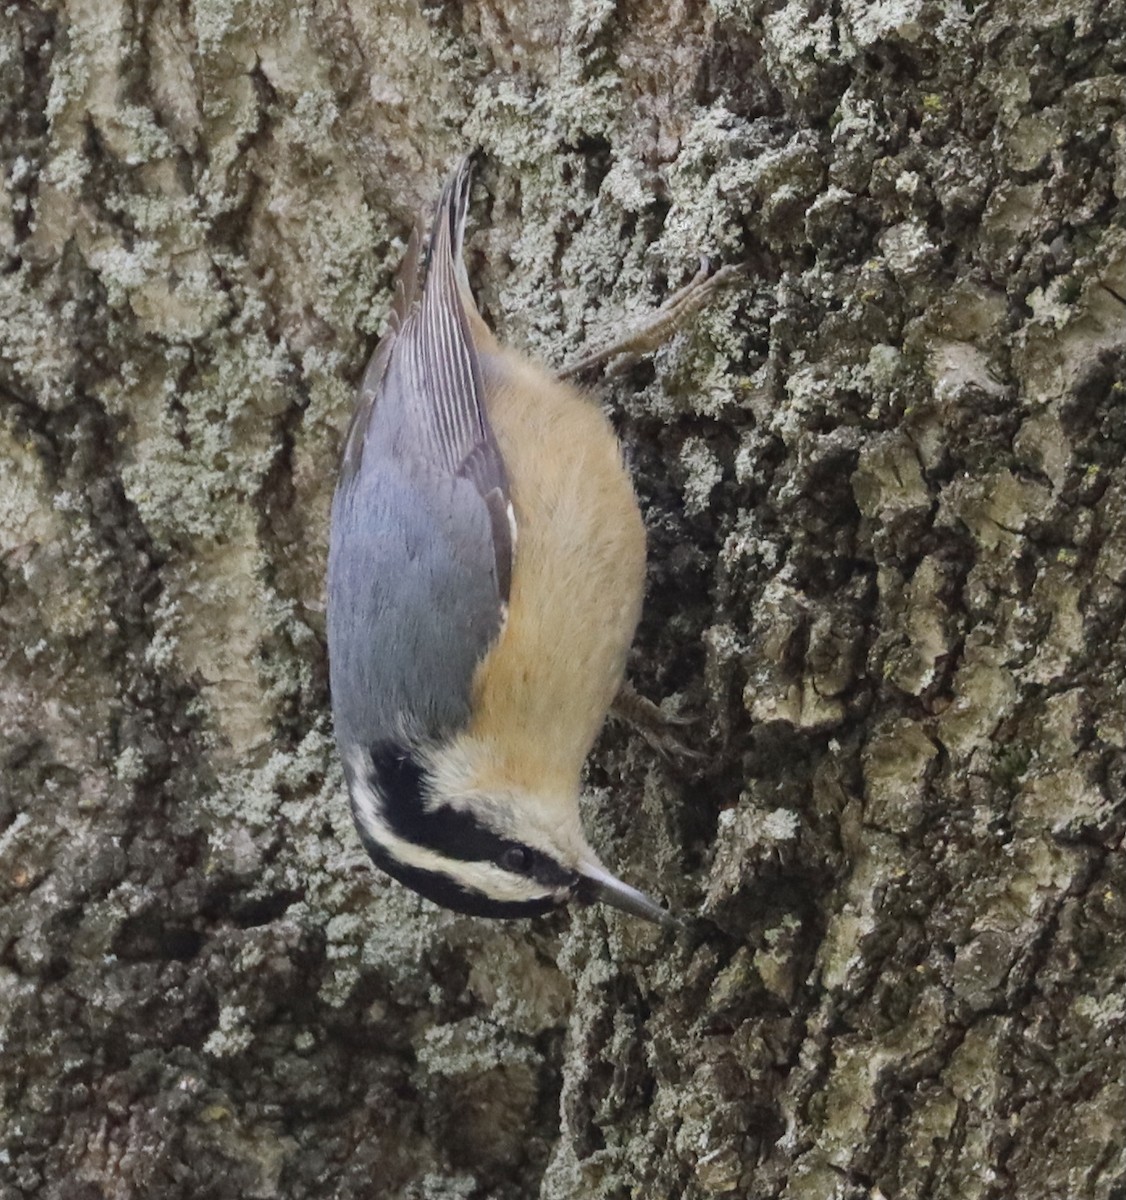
(356, 831, 561, 918)
(365, 741, 575, 891)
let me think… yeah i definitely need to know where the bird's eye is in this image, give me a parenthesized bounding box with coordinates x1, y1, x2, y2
(500, 846, 532, 874)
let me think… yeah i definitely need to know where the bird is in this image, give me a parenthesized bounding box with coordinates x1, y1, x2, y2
(326, 158, 674, 925)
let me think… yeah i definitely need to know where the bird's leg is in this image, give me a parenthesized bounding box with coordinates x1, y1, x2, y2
(559, 258, 741, 380)
(571, 260, 738, 759)
(609, 680, 704, 762)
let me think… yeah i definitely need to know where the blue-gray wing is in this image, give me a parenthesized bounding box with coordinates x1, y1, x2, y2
(327, 160, 512, 752)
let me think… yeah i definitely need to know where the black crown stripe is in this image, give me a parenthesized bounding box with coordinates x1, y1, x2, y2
(366, 740, 576, 892)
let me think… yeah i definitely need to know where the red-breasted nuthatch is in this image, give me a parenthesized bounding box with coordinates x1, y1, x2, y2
(327, 159, 674, 925)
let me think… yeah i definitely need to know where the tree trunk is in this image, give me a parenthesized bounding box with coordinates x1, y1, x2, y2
(3, 2, 1125, 1198)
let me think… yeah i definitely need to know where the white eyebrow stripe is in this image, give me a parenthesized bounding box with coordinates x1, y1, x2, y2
(346, 755, 553, 905)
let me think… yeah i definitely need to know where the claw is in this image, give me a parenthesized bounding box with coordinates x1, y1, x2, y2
(559, 259, 742, 379)
(610, 682, 705, 763)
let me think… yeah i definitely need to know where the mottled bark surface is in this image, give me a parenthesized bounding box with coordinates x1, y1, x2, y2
(3, 1, 1126, 1197)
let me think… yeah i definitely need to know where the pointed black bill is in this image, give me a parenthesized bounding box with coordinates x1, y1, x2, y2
(575, 860, 679, 928)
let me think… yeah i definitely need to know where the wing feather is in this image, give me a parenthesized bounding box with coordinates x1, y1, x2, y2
(340, 160, 511, 594)
(328, 159, 513, 753)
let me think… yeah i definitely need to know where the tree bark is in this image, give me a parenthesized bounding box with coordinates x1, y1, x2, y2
(3, 1, 1126, 1198)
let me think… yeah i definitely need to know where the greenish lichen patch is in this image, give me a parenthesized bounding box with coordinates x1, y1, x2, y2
(5, 0, 1126, 1198)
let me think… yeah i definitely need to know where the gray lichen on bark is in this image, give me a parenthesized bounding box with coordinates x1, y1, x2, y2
(3, 1, 1126, 1198)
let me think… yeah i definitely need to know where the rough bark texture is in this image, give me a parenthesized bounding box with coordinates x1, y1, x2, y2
(3, 1, 1126, 1197)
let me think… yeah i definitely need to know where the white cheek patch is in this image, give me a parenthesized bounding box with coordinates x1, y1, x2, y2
(346, 754, 556, 905)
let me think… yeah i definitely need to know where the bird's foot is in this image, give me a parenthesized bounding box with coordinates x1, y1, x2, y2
(610, 681, 704, 763)
(559, 257, 742, 379)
